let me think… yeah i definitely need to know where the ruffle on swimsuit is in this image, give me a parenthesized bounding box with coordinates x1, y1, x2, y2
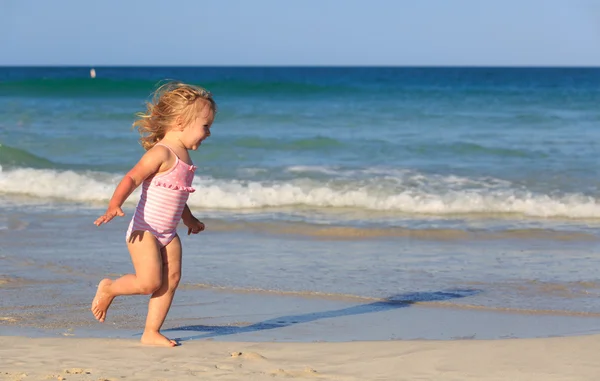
(152, 176, 196, 193)
(150, 162, 197, 192)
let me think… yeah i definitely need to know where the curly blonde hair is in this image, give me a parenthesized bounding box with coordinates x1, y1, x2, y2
(133, 81, 217, 150)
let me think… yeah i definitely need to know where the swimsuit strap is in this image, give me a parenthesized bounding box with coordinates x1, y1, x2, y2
(155, 143, 181, 163)
(155, 143, 195, 168)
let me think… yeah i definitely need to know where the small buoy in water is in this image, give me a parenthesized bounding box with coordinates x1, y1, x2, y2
(90, 68, 96, 78)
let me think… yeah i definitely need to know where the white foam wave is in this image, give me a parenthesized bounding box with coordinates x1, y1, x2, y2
(0, 167, 139, 203)
(285, 165, 513, 189)
(190, 178, 600, 218)
(1, 167, 599, 219)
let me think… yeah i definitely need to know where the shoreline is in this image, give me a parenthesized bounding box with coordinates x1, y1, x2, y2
(2, 289, 600, 343)
(1, 334, 599, 380)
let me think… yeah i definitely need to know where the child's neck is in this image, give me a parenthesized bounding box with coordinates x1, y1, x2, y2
(161, 133, 186, 151)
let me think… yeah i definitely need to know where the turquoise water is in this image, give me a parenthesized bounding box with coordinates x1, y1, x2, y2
(1, 67, 600, 338)
(2, 67, 600, 225)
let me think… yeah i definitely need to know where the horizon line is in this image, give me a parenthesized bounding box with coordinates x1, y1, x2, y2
(1, 64, 600, 69)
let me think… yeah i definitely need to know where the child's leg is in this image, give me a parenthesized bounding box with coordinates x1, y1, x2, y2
(91, 231, 163, 323)
(141, 235, 182, 347)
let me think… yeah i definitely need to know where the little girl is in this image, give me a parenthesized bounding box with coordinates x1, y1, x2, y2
(92, 81, 216, 347)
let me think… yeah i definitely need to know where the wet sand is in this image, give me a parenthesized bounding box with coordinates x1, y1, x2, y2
(2, 286, 600, 342)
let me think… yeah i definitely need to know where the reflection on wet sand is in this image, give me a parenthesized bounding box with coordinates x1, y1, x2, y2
(205, 219, 599, 241)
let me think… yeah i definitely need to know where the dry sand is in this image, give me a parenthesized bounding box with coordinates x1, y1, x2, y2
(1, 334, 598, 381)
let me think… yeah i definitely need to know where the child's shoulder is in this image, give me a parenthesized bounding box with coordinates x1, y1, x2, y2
(148, 143, 171, 155)
(141, 143, 174, 164)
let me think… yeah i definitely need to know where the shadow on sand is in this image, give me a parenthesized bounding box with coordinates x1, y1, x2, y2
(163, 288, 480, 342)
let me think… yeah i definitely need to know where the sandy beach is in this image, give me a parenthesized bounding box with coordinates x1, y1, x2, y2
(1, 334, 598, 381)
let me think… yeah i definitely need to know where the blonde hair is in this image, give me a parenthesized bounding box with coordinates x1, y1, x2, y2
(133, 81, 217, 150)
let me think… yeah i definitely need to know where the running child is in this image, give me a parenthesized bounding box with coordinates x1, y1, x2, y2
(92, 81, 216, 347)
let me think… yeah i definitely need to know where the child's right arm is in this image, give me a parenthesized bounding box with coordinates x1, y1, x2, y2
(94, 147, 169, 226)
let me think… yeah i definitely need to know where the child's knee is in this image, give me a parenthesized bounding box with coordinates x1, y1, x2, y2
(168, 272, 181, 290)
(139, 279, 162, 295)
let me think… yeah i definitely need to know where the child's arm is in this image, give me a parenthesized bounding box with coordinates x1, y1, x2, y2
(94, 147, 169, 226)
(182, 203, 205, 235)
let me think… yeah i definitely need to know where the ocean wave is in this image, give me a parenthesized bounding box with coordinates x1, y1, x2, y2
(192, 179, 600, 218)
(0, 143, 55, 169)
(1, 167, 599, 220)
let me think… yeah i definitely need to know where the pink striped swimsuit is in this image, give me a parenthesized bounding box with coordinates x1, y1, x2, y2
(126, 144, 196, 248)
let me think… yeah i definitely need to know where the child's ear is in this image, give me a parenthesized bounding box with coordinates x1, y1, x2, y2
(174, 116, 186, 131)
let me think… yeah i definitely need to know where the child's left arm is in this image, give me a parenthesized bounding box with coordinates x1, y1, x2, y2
(182, 204, 205, 235)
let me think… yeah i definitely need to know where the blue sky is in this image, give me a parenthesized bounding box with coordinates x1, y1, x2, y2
(1, 0, 599, 66)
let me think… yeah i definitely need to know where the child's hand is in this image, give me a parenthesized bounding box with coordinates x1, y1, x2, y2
(94, 206, 125, 226)
(184, 216, 205, 235)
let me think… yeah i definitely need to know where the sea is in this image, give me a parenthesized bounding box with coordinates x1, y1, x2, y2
(1, 67, 600, 341)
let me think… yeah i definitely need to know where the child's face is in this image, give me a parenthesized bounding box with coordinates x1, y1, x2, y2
(182, 104, 214, 151)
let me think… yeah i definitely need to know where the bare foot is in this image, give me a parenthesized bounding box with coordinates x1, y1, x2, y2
(91, 279, 114, 323)
(141, 331, 178, 347)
